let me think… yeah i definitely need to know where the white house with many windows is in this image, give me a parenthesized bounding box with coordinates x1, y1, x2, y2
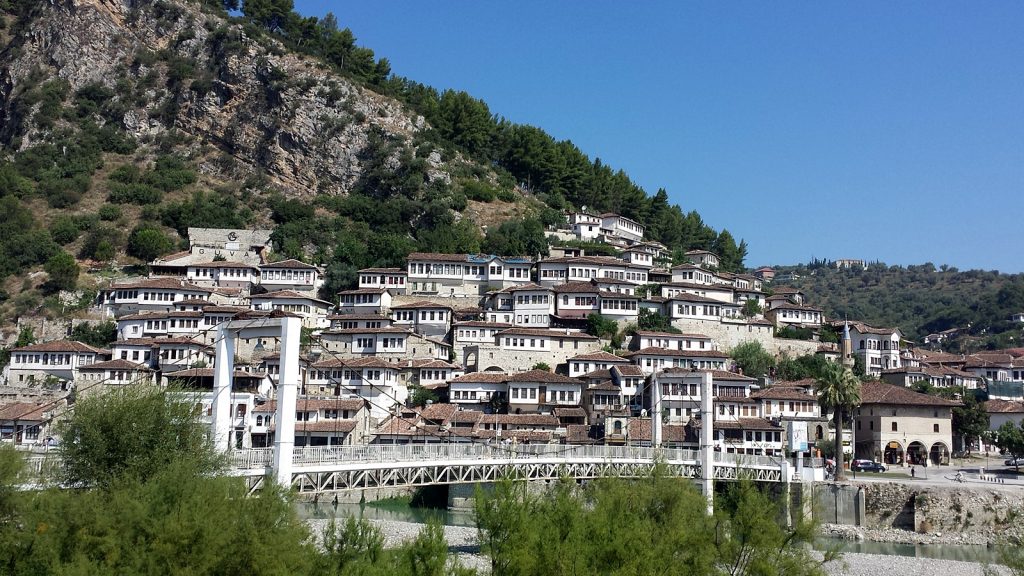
(847, 322, 902, 375)
(99, 278, 215, 316)
(627, 347, 729, 376)
(307, 357, 406, 420)
(537, 256, 649, 287)
(185, 262, 259, 289)
(599, 213, 645, 243)
(337, 288, 392, 314)
(357, 267, 408, 294)
(390, 301, 453, 339)
(258, 259, 322, 293)
(5, 340, 108, 386)
(484, 284, 554, 327)
(248, 290, 333, 329)
(405, 253, 534, 296)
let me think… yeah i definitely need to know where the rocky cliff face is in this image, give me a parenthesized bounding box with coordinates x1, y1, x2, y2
(0, 0, 445, 196)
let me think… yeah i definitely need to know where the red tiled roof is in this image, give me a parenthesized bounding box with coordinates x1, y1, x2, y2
(255, 398, 366, 413)
(108, 277, 215, 292)
(78, 359, 151, 371)
(859, 381, 961, 407)
(506, 369, 580, 385)
(12, 340, 105, 354)
(568, 351, 629, 363)
(496, 327, 599, 340)
(625, 347, 728, 359)
(390, 300, 453, 310)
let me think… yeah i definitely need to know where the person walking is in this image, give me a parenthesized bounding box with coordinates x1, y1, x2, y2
(911, 466, 916, 478)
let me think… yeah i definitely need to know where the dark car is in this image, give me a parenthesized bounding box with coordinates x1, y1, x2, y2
(851, 461, 887, 473)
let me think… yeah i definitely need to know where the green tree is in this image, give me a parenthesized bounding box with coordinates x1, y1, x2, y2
(951, 392, 988, 454)
(43, 250, 79, 292)
(586, 313, 618, 341)
(995, 421, 1024, 472)
(127, 224, 175, 262)
(740, 299, 762, 318)
(730, 341, 775, 379)
(56, 385, 221, 489)
(70, 321, 117, 348)
(531, 362, 551, 372)
(408, 385, 438, 408)
(815, 362, 861, 480)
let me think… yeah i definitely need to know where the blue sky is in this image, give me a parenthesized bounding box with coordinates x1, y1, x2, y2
(294, 2, 1024, 273)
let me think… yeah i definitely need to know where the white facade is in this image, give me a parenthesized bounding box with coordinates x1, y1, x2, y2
(248, 291, 333, 329)
(357, 268, 408, 294)
(337, 288, 392, 314)
(405, 253, 535, 297)
(849, 323, 902, 375)
(258, 259, 323, 293)
(600, 213, 645, 243)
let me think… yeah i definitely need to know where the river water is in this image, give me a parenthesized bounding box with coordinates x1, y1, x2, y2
(297, 502, 1006, 565)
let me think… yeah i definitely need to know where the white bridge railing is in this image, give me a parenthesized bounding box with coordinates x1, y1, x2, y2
(226, 444, 787, 472)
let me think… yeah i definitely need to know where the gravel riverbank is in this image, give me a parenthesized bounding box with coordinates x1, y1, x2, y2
(306, 518, 1012, 575)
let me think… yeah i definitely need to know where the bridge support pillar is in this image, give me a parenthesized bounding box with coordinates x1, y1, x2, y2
(211, 326, 235, 452)
(272, 317, 301, 487)
(651, 371, 662, 447)
(700, 371, 713, 515)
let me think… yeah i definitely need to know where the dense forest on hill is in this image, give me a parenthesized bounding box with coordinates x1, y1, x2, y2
(773, 260, 1024, 351)
(0, 0, 746, 327)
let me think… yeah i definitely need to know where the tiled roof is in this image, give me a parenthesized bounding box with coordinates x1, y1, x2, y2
(311, 357, 399, 369)
(78, 359, 151, 371)
(450, 372, 509, 384)
(478, 413, 560, 426)
(634, 330, 711, 339)
(714, 417, 778, 431)
(320, 327, 412, 335)
(454, 321, 513, 329)
(390, 300, 453, 310)
(112, 337, 208, 347)
(108, 277, 215, 292)
(496, 327, 598, 340)
(657, 368, 753, 381)
(191, 261, 258, 270)
(858, 381, 961, 407)
(118, 310, 205, 321)
(750, 387, 814, 401)
(0, 402, 56, 422)
(625, 347, 728, 359)
(568, 351, 629, 363)
(249, 290, 332, 305)
(553, 407, 587, 418)
(983, 399, 1024, 414)
(278, 420, 357, 433)
(12, 340, 105, 354)
(498, 283, 550, 293)
(260, 259, 319, 270)
(551, 281, 601, 294)
(419, 403, 459, 421)
(337, 288, 387, 295)
(327, 312, 391, 320)
(165, 368, 264, 380)
(255, 398, 366, 413)
(506, 369, 580, 385)
(357, 267, 405, 273)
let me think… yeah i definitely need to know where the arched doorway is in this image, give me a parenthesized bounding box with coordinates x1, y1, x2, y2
(815, 425, 824, 441)
(884, 440, 904, 465)
(907, 441, 927, 466)
(930, 442, 950, 465)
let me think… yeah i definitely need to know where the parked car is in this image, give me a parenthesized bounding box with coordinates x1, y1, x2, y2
(851, 460, 887, 473)
(1004, 457, 1024, 467)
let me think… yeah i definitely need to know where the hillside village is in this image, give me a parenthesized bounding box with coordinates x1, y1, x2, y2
(4, 213, 1023, 471)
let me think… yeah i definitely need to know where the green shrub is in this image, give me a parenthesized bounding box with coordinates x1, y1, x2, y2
(50, 215, 81, 245)
(461, 179, 497, 202)
(109, 182, 161, 204)
(98, 204, 122, 221)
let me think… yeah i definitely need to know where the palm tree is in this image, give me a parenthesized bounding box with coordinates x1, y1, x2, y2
(815, 362, 861, 481)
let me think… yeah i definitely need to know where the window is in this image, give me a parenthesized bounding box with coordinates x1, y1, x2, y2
(933, 424, 940, 433)
(891, 421, 898, 432)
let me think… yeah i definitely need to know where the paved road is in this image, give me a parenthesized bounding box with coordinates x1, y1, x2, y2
(845, 457, 1024, 489)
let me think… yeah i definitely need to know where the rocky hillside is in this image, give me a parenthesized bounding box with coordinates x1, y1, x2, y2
(0, 0, 748, 339)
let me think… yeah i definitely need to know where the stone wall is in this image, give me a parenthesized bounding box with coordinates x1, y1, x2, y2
(859, 481, 1024, 541)
(670, 318, 820, 358)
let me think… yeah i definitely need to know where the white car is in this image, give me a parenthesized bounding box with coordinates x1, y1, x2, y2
(1004, 457, 1024, 467)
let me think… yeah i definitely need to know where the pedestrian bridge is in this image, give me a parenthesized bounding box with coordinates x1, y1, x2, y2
(224, 444, 809, 494)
